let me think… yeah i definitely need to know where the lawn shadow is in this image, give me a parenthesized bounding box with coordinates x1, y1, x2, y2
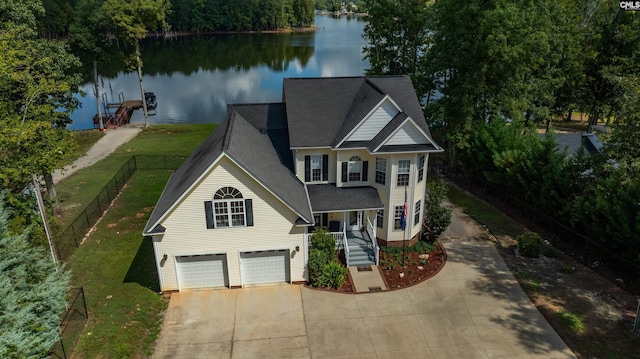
(124, 237, 160, 292)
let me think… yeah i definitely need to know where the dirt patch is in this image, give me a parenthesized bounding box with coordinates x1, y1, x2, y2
(135, 213, 145, 218)
(107, 223, 117, 228)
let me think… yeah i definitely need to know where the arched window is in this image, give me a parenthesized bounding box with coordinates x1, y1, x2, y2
(348, 156, 363, 182)
(213, 187, 245, 227)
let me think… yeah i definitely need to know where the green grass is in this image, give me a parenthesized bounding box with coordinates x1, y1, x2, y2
(556, 311, 586, 335)
(54, 124, 215, 230)
(68, 170, 171, 358)
(446, 184, 525, 237)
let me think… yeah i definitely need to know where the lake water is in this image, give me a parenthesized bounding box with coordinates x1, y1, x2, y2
(69, 15, 369, 130)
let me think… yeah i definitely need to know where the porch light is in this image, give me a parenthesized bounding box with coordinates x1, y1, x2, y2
(295, 245, 300, 252)
(162, 253, 168, 260)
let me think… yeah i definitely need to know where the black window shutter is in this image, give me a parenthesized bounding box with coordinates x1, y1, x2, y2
(341, 162, 348, 182)
(322, 213, 328, 227)
(245, 199, 254, 226)
(304, 156, 310, 182)
(322, 155, 328, 181)
(204, 201, 215, 229)
(362, 161, 369, 181)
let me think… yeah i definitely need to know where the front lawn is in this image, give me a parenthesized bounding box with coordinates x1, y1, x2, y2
(68, 170, 171, 358)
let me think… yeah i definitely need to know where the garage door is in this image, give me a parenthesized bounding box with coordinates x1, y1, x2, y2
(177, 254, 228, 289)
(241, 250, 289, 285)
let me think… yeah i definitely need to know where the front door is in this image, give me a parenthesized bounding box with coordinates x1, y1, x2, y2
(349, 211, 362, 231)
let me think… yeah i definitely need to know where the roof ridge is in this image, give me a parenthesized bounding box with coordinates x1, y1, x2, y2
(221, 111, 236, 151)
(364, 77, 386, 95)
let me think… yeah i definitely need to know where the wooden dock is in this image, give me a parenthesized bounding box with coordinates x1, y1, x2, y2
(94, 99, 143, 129)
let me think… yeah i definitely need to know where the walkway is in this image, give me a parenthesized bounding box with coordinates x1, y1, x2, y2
(53, 126, 142, 184)
(153, 237, 576, 358)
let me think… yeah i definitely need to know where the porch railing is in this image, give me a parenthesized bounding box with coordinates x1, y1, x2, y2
(305, 231, 345, 250)
(343, 226, 349, 267)
(366, 217, 379, 265)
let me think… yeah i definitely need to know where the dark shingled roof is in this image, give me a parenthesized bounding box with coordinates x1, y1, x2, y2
(307, 184, 384, 212)
(143, 108, 313, 235)
(284, 75, 435, 149)
(368, 112, 409, 152)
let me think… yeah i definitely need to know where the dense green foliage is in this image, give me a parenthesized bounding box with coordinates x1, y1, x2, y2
(516, 231, 543, 258)
(365, 0, 640, 277)
(422, 180, 451, 241)
(308, 228, 345, 288)
(0, 198, 70, 358)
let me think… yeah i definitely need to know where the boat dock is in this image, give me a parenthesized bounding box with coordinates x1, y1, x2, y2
(93, 91, 156, 129)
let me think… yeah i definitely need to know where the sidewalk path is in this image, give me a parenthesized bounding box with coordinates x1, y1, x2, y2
(53, 126, 142, 184)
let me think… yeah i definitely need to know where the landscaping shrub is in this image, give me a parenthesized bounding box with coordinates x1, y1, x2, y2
(308, 249, 328, 287)
(517, 231, 543, 257)
(423, 180, 452, 241)
(319, 260, 347, 289)
(413, 240, 435, 253)
(311, 228, 336, 261)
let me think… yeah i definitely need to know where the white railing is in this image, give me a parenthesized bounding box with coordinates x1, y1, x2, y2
(305, 231, 345, 250)
(366, 217, 379, 265)
(343, 226, 349, 267)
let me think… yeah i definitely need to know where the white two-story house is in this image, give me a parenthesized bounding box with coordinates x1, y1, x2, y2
(143, 76, 443, 292)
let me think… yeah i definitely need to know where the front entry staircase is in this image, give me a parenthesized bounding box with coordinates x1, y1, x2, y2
(346, 231, 377, 267)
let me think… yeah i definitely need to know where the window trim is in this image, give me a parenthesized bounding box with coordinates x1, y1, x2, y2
(311, 154, 323, 182)
(418, 155, 425, 182)
(397, 159, 410, 187)
(213, 187, 245, 228)
(375, 157, 386, 185)
(376, 209, 384, 229)
(394, 205, 404, 230)
(348, 156, 363, 182)
(414, 200, 421, 226)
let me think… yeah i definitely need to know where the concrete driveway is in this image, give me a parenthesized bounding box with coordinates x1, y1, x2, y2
(153, 238, 576, 359)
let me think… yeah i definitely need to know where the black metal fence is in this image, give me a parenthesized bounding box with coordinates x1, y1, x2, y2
(50, 287, 88, 359)
(53, 155, 187, 261)
(443, 167, 640, 291)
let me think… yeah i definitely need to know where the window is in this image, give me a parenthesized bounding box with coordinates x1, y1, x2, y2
(342, 156, 368, 183)
(418, 156, 425, 182)
(397, 160, 410, 186)
(375, 157, 386, 185)
(414, 200, 421, 226)
(305, 155, 328, 182)
(213, 187, 245, 227)
(394, 206, 404, 230)
(311, 155, 322, 181)
(348, 156, 362, 181)
(376, 209, 384, 229)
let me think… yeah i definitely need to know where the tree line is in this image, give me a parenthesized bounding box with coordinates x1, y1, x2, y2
(39, 0, 317, 38)
(364, 0, 640, 278)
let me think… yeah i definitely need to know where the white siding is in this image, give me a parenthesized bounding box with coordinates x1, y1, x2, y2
(156, 156, 306, 291)
(346, 99, 399, 142)
(384, 120, 428, 146)
(385, 155, 423, 243)
(336, 149, 373, 187)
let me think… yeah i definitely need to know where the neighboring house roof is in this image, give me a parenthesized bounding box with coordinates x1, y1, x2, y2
(284, 75, 438, 150)
(307, 184, 384, 212)
(143, 106, 313, 235)
(549, 133, 603, 157)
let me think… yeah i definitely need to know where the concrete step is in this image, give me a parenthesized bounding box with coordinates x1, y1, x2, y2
(348, 248, 376, 266)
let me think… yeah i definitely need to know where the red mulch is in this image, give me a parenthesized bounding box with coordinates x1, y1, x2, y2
(307, 243, 447, 293)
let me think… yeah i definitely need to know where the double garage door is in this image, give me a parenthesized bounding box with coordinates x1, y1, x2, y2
(177, 250, 289, 289)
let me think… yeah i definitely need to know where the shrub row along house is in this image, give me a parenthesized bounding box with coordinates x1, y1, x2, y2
(143, 76, 443, 291)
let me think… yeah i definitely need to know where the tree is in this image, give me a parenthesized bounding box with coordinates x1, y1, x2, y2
(69, 0, 110, 131)
(0, 0, 81, 198)
(422, 180, 451, 241)
(102, 0, 169, 128)
(363, 0, 430, 81)
(0, 198, 70, 358)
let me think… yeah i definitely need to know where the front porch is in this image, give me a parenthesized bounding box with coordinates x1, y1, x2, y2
(305, 212, 379, 267)
(305, 184, 384, 267)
